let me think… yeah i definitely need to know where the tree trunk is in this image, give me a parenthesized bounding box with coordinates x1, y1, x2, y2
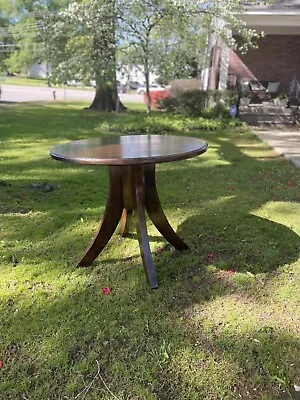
(89, 1, 126, 112)
(145, 67, 151, 113)
(144, 34, 151, 113)
(89, 84, 126, 112)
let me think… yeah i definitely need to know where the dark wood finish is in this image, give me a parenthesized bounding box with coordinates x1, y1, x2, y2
(50, 135, 208, 166)
(144, 164, 189, 251)
(118, 166, 134, 236)
(119, 208, 133, 237)
(133, 165, 158, 289)
(78, 166, 123, 267)
(50, 135, 208, 288)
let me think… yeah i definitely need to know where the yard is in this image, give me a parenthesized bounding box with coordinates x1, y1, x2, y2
(0, 102, 299, 400)
(1, 77, 49, 87)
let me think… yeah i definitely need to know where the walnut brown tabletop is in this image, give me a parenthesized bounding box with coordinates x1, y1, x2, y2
(50, 135, 208, 289)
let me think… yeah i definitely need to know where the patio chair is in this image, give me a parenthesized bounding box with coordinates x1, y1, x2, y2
(287, 75, 300, 107)
(266, 81, 280, 98)
(249, 80, 280, 104)
(287, 76, 300, 124)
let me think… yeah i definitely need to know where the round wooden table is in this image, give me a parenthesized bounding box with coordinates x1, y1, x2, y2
(50, 135, 208, 289)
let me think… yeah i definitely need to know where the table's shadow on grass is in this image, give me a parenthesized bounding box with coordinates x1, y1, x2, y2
(1, 104, 300, 398)
(175, 208, 300, 275)
(2, 256, 300, 400)
(1, 181, 299, 280)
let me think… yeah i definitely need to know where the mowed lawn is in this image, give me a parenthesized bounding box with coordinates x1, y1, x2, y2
(0, 101, 299, 400)
(1, 77, 49, 87)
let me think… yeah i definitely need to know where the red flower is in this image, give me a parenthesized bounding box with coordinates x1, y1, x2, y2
(0, 360, 3, 369)
(226, 269, 235, 275)
(156, 246, 163, 253)
(102, 287, 111, 295)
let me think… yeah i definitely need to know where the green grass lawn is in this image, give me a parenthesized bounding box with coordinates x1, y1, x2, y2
(1, 76, 95, 90)
(1, 76, 49, 87)
(0, 101, 299, 400)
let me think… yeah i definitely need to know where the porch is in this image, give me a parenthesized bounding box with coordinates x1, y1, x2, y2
(238, 103, 298, 125)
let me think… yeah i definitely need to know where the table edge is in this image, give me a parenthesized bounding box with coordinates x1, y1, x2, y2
(50, 144, 208, 166)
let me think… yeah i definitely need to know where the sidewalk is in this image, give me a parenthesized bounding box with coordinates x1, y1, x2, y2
(254, 127, 300, 168)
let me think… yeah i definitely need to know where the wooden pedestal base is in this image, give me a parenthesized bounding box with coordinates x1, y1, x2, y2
(78, 164, 188, 289)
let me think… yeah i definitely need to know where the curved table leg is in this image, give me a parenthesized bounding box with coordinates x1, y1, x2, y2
(119, 208, 133, 236)
(144, 163, 189, 251)
(78, 166, 124, 266)
(133, 165, 158, 289)
(119, 166, 134, 237)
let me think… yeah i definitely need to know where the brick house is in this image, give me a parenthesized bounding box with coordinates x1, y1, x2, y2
(212, 0, 300, 94)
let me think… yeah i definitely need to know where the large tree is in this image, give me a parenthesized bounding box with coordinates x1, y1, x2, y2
(0, 0, 17, 73)
(2, 0, 262, 111)
(48, 0, 126, 112)
(156, 30, 207, 83)
(0, 16, 12, 73)
(4, 17, 42, 75)
(48, 0, 262, 112)
(0, 0, 68, 76)
(118, 0, 262, 111)
(118, 0, 209, 111)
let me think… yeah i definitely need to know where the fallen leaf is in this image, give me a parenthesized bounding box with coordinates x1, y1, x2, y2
(102, 287, 111, 295)
(226, 269, 235, 275)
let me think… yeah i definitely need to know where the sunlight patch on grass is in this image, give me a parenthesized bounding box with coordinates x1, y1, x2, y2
(252, 201, 300, 235)
(0, 102, 300, 399)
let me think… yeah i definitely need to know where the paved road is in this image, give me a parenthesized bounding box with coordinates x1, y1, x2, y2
(0, 84, 143, 103)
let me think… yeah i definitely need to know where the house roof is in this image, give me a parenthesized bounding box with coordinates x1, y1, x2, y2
(235, 0, 300, 33)
(244, 0, 300, 11)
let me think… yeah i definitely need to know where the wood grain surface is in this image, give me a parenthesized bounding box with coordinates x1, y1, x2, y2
(50, 135, 208, 165)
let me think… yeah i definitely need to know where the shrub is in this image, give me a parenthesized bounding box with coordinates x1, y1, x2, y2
(159, 90, 208, 116)
(202, 103, 228, 119)
(179, 90, 209, 116)
(144, 90, 171, 109)
(169, 78, 202, 95)
(159, 89, 239, 118)
(277, 93, 288, 100)
(157, 96, 180, 113)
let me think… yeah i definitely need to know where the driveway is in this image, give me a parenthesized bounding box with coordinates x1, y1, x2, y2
(0, 84, 143, 103)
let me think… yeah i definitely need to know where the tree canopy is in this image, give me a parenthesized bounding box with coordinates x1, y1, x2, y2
(0, 0, 68, 76)
(1, 0, 263, 111)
